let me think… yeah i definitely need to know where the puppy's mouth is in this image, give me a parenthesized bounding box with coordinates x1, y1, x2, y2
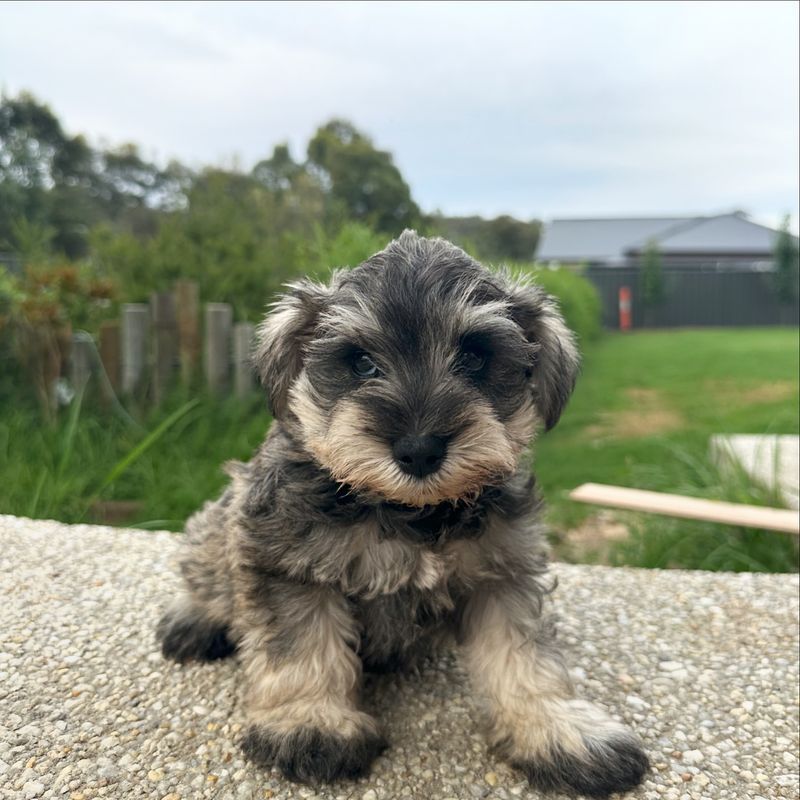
(336, 462, 509, 508)
(313, 423, 522, 508)
(290, 382, 537, 508)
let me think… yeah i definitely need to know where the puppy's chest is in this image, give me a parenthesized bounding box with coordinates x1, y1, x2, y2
(329, 500, 490, 599)
(339, 527, 465, 601)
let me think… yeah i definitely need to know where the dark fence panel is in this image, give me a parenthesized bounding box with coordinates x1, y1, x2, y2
(586, 267, 800, 329)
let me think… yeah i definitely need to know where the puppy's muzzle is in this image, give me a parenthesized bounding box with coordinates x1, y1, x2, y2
(392, 434, 449, 478)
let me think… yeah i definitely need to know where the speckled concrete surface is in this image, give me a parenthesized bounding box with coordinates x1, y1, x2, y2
(1, 515, 797, 800)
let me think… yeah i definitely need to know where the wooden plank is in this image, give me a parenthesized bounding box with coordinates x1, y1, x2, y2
(69, 334, 92, 393)
(99, 321, 121, 395)
(204, 303, 232, 393)
(150, 291, 179, 405)
(175, 280, 200, 386)
(121, 304, 149, 396)
(570, 482, 799, 535)
(233, 322, 256, 397)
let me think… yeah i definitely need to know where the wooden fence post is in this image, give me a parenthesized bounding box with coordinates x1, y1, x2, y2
(233, 322, 256, 397)
(69, 333, 93, 394)
(175, 280, 200, 387)
(205, 303, 232, 393)
(150, 291, 178, 405)
(121, 304, 149, 396)
(99, 321, 121, 396)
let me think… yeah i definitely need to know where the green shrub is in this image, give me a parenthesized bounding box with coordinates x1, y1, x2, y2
(773, 215, 799, 304)
(640, 239, 665, 307)
(301, 222, 390, 280)
(510, 264, 602, 343)
(90, 211, 387, 322)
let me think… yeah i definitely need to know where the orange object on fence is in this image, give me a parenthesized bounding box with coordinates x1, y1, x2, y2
(619, 286, 632, 330)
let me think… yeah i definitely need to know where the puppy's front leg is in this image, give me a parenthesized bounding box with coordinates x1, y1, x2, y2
(239, 581, 386, 783)
(460, 579, 648, 798)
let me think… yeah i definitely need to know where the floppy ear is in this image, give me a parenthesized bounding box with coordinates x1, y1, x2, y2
(507, 280, 580, 430)
(253, 279, 332, 418)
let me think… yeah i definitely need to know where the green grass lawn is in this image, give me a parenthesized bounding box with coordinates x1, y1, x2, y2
(1, 327, 797, 571)
(533, 328, 799, 571)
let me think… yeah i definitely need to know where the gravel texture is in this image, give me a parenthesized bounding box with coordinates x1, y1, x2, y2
(1, 514, 798, 800)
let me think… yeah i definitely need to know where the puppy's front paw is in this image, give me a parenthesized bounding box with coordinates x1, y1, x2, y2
(515, 733, 649, 798)
(241, 723, 387, 783)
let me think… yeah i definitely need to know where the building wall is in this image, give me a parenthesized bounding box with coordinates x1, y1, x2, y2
(586, 266, 799, 328)
(623, 253, 774, 271)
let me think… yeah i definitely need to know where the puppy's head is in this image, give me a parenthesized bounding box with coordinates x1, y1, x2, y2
(255, 231, 579, 507)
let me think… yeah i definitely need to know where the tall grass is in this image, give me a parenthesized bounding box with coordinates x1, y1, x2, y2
(608, 445, 799, 572)
(0, 391, 269, 529)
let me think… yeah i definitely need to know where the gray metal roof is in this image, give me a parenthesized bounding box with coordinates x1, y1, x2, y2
(536, 217, 691, 263)
(536, 213, 791, 263)
(634, 214, 781, 254)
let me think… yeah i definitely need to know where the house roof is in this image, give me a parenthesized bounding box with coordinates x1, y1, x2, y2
(536, 212, 791, 263)
(630, 214, 782, 254)
(536, 217, 690, 263)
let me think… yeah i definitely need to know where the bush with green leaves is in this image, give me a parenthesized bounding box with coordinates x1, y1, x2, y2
(0, 261, 116, 416)
(90, 212, 388, 322)
(773, 215, 799, 304)
(640, 239, 665, 307)
(510, 264, 602, 344)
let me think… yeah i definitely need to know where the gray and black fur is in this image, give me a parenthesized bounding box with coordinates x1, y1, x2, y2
(156, 231, 649, 797)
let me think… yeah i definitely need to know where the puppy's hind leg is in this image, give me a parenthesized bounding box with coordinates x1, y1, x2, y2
(460, 579, 649, 798)
(157, 498, 237, 664)
(157, 597, 237, 663)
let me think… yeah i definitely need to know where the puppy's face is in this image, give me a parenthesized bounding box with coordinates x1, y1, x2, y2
(255, 232, 579, 507)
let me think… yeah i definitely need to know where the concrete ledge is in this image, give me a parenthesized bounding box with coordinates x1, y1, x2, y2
(1, 515, 797, 800)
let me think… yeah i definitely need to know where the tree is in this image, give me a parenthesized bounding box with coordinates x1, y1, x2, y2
(0, 92, 191, 257)
(92, 162, 332, 320)
(428, 214, 541, 262)
(0, 92, 67, 246)
(773, 215, 799, 304)
(641, 239, 665, 307)
(252, 143, 302, 194)
(484, 215, 541, 261)
(307, 120, 421, 235)
(0, 91, 67, 189)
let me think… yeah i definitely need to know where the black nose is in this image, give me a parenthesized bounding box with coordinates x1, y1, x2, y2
(392, 434, 448, 478)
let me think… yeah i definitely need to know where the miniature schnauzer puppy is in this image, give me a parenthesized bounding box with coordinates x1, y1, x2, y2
(156, 231, 649, 797)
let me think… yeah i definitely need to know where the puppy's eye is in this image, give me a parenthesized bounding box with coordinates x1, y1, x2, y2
(352, 352, 379, 379)
(457, 344, 487, 374)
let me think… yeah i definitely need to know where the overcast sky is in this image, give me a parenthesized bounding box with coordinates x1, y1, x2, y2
(2, 1, 798, 229)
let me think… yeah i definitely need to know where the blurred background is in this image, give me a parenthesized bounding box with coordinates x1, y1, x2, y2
(0, 1, 797, 571)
